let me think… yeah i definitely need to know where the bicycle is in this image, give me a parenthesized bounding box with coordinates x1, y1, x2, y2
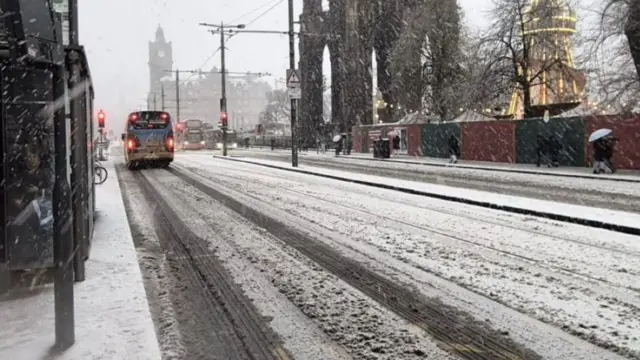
(94, 160, 108, 185)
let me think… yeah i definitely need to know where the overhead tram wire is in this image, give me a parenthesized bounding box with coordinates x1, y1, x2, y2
(183, 0, 284, 83)
(229, 0, 283, 23)
(243, 0, 285, 26)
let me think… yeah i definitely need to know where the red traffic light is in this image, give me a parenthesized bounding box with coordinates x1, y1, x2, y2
(97, 110, 106, 128)
(220, 112, 228, 127)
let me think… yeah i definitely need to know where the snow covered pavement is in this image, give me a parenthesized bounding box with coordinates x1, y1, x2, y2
(218, 150, 640, 212)
(210, 155, 640, 233)
(175, 155, 640, 359)
(0, 159, 161, 360)
(235, 148, 640, 181)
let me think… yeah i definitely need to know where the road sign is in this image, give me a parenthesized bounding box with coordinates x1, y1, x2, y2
(288, 87, 301, 99)
(286, 69, 300, 89)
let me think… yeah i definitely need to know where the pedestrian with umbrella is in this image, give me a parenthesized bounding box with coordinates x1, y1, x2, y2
(333, 134, 342, 156)
(589, 128, 617, 174)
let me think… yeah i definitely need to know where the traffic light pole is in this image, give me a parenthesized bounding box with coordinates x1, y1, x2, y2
(200, 19, 330, 166)
(288, 0, 298, 167)
(220, 23, 228, 157)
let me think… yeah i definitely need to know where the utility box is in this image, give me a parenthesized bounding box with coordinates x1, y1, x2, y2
(373, 139, 390, 159)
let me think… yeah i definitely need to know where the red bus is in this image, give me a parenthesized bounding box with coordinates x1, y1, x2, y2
(182, 119, 205, 150)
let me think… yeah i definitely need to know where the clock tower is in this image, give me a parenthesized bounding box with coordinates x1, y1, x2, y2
(148, 25, 173, 94)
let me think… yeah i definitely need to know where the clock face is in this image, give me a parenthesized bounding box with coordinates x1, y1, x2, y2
(158, 50, 165, 58)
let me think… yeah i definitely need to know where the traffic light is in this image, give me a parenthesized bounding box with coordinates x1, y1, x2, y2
(220, 112, 228, 128)
(97, 110, 106, 128)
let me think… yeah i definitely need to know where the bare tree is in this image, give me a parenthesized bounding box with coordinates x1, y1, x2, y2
(459, 31, 514, 113)
(423, 0, 465, 120)
(480, 0, 579, 118)
(259, 89, 290, 128)
(389, 0, 465, 121)
(619, 0, 640, 81)
(585, 0, 640, 108)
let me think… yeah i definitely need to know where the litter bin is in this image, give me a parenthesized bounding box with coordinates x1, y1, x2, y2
(380, 138, 391, 158)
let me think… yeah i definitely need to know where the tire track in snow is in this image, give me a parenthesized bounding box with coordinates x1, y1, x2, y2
(176, 158, 640, 358)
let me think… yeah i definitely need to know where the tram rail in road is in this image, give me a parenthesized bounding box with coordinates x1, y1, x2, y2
(167, 164, 542, 360)
(132, 169, 292, 360)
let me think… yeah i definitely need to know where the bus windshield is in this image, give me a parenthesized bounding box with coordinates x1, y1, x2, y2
(129, 111, 171, 130)
(186, 133, 202, 142)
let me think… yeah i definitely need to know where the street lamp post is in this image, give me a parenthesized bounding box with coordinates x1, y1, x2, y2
(199, 22, 246, 157)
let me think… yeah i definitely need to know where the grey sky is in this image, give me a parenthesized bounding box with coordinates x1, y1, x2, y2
(80, 0, 589, 120)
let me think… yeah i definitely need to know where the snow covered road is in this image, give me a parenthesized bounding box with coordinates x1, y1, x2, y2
(174, 155, 640, 359)
(216, 150, 640, 212)
(130, 165, 458, 360)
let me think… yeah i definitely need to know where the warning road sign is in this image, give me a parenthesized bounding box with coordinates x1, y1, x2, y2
(286, 69, 300, 89)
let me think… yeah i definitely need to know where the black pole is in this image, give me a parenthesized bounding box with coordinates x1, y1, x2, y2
(288, 0, 298, 167)
(67, 0, 85, 283)
(220, 23, 228, 157)
(67, 52, 86, 283)
(69, 0, 78, 45)
(175, 69, 180, 121)
(161, 84, 165, 111)
(153, 93, 157, 110)
(53, 63, 75, 349)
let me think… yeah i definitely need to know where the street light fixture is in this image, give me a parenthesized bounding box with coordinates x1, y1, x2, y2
(199, 22, 246, 30)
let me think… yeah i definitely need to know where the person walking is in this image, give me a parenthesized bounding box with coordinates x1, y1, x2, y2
(548, 134, 561, 168)
(593, 136, 616, 174)
(392, 135, 400, 157)
(447, 134, 459, 163)
(535, 134, 547, 167)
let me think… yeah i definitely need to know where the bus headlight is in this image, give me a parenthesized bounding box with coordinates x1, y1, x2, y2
(216, 142, 223, 149)
(200, 141, 205, 145)
(184, 141, 189, 145)
(232, 143, 237, 148)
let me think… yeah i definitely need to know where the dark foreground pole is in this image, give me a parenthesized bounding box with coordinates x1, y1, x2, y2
(53, 63, 75, 349)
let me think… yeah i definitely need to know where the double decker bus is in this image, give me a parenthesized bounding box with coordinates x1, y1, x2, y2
(182, 119, 205, 150)
(204, 128, 238, 150)
(122, 111, 174, 169)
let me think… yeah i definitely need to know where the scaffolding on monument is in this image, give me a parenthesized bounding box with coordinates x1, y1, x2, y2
(502, 0, 586, 119)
